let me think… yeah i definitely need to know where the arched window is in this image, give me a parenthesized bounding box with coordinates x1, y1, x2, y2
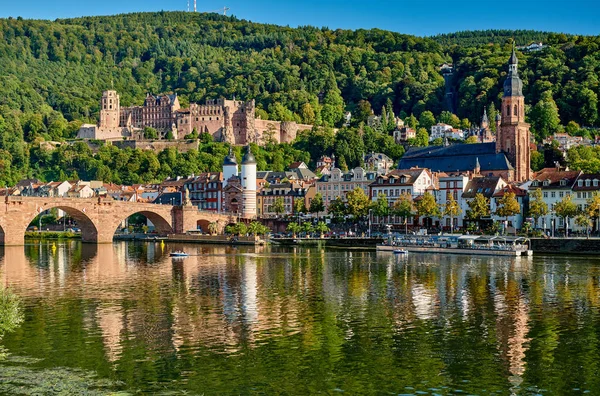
(506, 105, 511, 116)
(514, 105, 518, 117)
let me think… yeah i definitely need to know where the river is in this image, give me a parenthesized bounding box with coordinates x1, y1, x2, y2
(1, 241, 600, 395)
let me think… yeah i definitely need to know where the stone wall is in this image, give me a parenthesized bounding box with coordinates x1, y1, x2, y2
(112, 139, 199, 153)
(530, 238, 600, 255)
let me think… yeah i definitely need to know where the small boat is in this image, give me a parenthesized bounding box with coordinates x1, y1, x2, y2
(170, 251, 189, 257)
(393, 249, 408, 255)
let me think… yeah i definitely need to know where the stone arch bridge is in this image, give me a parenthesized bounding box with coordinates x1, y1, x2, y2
(1, 196, 238, 245)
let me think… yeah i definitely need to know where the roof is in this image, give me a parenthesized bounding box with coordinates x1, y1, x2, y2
(572, 173, 600, 191)
(242, 145, 256, 165)
(223, 148, 237, 166)
(531, 168, 581, 189)
(462, 176, 504, 199)
(493, 184, 527, 198)
(370, 168, 428, 187)
(399, 143, 513, 173)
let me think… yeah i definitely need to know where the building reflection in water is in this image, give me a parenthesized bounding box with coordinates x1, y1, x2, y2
(2, 243, 600, 391)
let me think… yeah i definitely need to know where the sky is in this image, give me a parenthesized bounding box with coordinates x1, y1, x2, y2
(1, 0, 599, 37)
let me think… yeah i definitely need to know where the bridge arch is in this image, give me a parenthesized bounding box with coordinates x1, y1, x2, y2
(102, 208, 174, 243)
(31, 205, 100, 243)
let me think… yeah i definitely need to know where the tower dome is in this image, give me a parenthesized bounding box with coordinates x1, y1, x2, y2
(242, 145, 257, 164)
(223, 147, 238, 166)
(504, 45, 523, 97)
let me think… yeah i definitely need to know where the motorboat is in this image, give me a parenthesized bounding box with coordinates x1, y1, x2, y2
(393, 249, 408, 255)
(170, 251, 189, 257)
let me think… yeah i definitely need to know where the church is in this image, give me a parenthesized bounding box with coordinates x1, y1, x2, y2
(399, 46, 531, 183)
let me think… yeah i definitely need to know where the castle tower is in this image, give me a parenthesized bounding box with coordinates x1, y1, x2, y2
(222, 147, 238, 187)
(496, 45, 531, 182)
(99, 90, 120, 129)
(241, 145, 257, 219)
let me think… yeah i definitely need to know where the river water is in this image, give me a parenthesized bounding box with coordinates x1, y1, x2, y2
(1, 241, 600, 395)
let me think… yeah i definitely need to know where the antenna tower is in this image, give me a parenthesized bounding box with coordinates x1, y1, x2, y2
(194, 0, 197, 12)
(187, 0, 189, 11)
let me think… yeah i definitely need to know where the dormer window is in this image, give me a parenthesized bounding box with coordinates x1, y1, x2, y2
(586, 179, 591, 187)
(543, 180, 550, 187)
(578, 180, 583, 187)
(532, 181, 539, 186)
(400, 177, 406, 183)
(594, 179, 599, 187)
(560, 180, 567, 186)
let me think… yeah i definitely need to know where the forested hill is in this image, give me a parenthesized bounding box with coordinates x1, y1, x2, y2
(0, 11, 600, 185)
(1, 12, 599, 132)
(431, 30, 554, 47)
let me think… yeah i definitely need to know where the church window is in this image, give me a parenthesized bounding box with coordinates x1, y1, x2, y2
(506, 105, 510, 116)
(514, 105, 518, 116)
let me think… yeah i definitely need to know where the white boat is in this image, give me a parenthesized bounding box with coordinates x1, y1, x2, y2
(170, 251, 189, 257)
(394, 249, 408, 255)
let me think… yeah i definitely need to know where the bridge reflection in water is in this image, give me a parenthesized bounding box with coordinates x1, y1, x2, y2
(1, 244, 600, 394)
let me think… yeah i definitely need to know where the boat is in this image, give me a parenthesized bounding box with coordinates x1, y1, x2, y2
(394, 249, 408, 255)
(377, 235, 532, 257)
(169, 251, 189, 257)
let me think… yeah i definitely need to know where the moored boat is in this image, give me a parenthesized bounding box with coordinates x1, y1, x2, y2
(170, 251, 189, 257)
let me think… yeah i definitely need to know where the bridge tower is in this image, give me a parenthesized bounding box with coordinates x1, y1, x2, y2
(222, 147, 238, 187)
(241, 145, 257, 219)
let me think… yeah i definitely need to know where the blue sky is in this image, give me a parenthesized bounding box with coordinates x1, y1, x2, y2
(1, 0, 599, 36)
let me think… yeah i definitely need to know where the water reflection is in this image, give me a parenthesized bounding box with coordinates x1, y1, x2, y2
(1, 243, 600, 394)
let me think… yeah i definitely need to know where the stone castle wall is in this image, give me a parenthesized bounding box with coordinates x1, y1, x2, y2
(112, 139, 199, 153)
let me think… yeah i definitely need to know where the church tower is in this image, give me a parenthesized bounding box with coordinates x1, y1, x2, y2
(99, 90, 120, 129)
(496, 45, 531, 182)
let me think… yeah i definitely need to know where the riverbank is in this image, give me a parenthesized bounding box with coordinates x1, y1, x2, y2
(24, 231, 80, 240)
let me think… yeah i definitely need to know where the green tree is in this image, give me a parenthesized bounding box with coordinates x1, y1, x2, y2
(143, 127, 158, 139)
(528, 189, 548, 229)
(301, 221, 314, 237)
(328, 196, 347, 222)
(271, 197, 286, 217)
(443, 193, 462, 233)
(495, 192, 521, 233)
(553, 194, 578, 234)
(575, 213, 592, 238)
(0, 286, 23, 359)
(287, 222, 301, 238)
(530, 91, 561, 140)
(371, 193, 389, 218)
(346, 187, 370, 220)
(293, 198, 307, 215)
(412, 128, 429, 147)
(309, 192, 325, 218)
(418, 111, 436, 131)
(466, 193, 491, 230)
(392, 193, 415, 234)
(465, 135, 479, 144)
(531, 151, 545, 172)
(314, 221, 330, 238)
(416, 191, 440, 227)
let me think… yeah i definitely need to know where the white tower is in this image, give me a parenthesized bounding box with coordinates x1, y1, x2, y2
(222, 147, 238, 187)
(241, 145, 257, 219)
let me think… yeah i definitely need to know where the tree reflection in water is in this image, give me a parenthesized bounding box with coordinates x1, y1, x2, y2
(0, 243, 599, 394)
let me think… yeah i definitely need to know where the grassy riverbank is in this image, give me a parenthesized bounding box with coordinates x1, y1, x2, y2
(24, 231, 81, 240)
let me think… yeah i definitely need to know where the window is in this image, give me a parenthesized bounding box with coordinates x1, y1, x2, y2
(514, 104, 518, 117)
(551, 192, 555, 198)
(543, 192, 548, 198)
(586, 179, 591, 187)
(578, 180, 583, 187)
(559, 192, 564, 198)
(506, 105, 510, 116)
(560, 180, 566, 186)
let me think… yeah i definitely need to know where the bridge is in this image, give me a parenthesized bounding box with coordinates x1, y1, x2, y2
(0, 196, 238, 245)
